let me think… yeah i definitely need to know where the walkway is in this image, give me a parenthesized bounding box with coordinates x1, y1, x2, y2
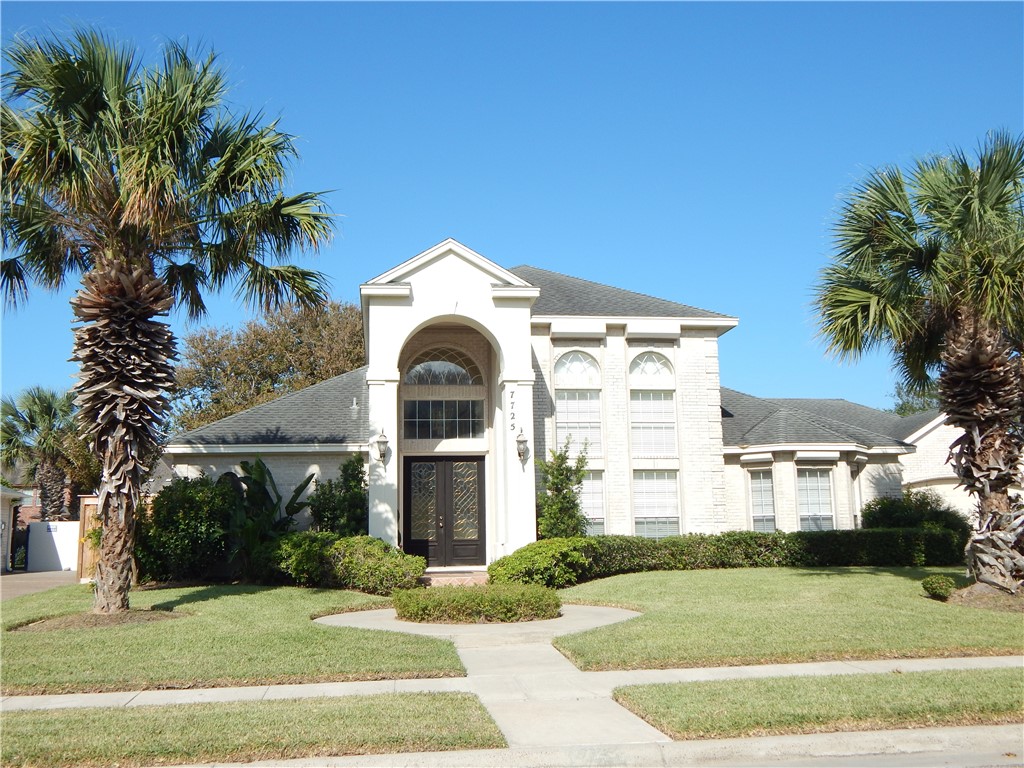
(3, 605, 1021, 766)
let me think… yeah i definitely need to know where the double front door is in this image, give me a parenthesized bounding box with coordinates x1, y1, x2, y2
(403, 457, 485, 566)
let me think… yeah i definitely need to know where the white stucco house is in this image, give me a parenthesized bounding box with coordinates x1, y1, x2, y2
(165, 239, 963, 573)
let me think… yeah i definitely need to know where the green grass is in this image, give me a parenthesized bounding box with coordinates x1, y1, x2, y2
(1, 584, 463, 694)
(0, 693, 506, 767)
(614, 668, 1024, 739)
(556, 567, 1023, 669)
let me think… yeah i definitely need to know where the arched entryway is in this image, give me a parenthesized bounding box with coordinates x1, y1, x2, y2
(397, 326, 493, 566)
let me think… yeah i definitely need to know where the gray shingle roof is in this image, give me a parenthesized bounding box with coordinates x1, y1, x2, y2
(509, 265, 732, 319)
(170, 367, 370, 446)
(720, 388, 912, 449)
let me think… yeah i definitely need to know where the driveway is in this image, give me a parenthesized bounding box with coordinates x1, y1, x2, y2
(0, 570, 79, 600)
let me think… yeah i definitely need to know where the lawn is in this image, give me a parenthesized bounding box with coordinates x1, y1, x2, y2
(1, 584, 463, 695)
(555, 567, 1023, 670)
(614, 668, 1024, 740)
(0, 692, 505, 767)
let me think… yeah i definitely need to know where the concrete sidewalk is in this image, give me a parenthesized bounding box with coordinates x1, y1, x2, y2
(2, 605, 1022, 766)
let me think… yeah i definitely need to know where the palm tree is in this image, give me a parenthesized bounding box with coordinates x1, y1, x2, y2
(1, 387, 76, 520)
(1, 30, 333, 612)
(815, 132, 1024, 593)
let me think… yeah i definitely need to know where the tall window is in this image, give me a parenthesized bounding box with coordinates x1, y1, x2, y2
(633, 470, 679, 538)
(629, 352, 675, 456)
(798, 468, 834, 531)
(749, 469, 776, 532)
(402, 347, 485, 440)
(580, 471, 605, 536)
(554, 351, 601, 456)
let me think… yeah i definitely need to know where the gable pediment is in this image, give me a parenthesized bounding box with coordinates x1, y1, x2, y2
(364, 238, 533, 290)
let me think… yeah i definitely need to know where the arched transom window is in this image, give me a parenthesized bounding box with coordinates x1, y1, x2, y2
(554, 351, 601, 388)
(402, 347, 485, 440)
(629, 352, 674, 385)
(404, 347, 483, 386)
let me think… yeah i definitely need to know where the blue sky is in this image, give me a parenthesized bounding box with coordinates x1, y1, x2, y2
(2, 1, 1022, 411)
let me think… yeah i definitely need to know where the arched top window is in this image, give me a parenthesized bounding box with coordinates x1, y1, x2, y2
(629, 352, 673, 386)
(554, 351, 601, 388)
(404, 347, 483, 386)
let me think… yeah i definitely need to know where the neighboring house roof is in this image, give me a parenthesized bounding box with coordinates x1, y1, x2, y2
(509, 265, 732, 320)
(169, 367, 369, 447)
(720, 389, 912, 449)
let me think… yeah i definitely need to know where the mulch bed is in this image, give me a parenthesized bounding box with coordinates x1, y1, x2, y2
(946, 583, 1024, 613)
(12, 609, 182, 632)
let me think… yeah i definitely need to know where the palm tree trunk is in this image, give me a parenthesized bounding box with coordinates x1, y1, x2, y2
(940, 318, 1024, 593)
(71, 267, 175, 614)
(35, 460, 67, 520)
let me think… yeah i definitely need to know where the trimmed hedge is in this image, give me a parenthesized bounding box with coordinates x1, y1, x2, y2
(487, 538, 592, 587)
(330, 536, 426, 595)
(487, 529, 966, 588)
(273, 532, 426, 595)
(393, 584, 561, 623)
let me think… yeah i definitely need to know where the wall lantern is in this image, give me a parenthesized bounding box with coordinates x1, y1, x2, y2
(373, 432, 389, 463)
(515, 430, 529, 461)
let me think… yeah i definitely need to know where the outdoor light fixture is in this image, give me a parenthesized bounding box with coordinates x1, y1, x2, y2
(374, 432, 389, 463)
(516, 430, 528, 461)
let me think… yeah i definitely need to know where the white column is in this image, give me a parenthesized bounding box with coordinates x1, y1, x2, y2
(499, 378, 537, 558)
(367, 377, 399, 546)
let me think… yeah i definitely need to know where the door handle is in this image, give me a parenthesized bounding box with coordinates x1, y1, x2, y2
(438, 516, 444, 528)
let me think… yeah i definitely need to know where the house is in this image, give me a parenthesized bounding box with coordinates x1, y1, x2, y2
(165, 239, 956, 573)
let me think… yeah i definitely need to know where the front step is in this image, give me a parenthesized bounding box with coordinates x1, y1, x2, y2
(420, 569, 489, 587)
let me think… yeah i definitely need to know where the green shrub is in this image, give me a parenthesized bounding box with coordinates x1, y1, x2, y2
(789, 528, 963, 568)
(308, 455, 369, 537)
(921, 574, 957, 600)
(536, 440, 588, 539)
(218, 458, 314, 581)
(862, 490, 972, 546)
(274, 531, 341, 586)
(488, 538, 591, 588)
(583, 535, 674, 579)
(136, 476, 238, 582)
(329, 536, 425, 595)
(393, 584, 561, 623)
(660, 531, 800, 570)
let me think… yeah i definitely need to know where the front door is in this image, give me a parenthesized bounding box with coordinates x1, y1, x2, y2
(403, 457, 485, 566)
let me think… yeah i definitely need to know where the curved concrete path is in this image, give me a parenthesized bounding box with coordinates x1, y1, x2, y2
(3, 604, 1021, 766)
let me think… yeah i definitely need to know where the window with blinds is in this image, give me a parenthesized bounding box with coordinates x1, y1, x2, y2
(633, 470, 679, 538)
(554, 351, 602, 457)
(580, 471, 605, 536)
(748, 469, 776, 532)
(555, 391, 601, 456)
(798, 468, 834, 531)
(630, 391, 676, 455)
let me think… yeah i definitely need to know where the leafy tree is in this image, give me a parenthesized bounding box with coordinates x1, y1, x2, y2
(171, 300, 364, 432)
(815, 132, 1024, 593)
(887, 380, 940, 417)
(308, 455, 369, 537)
(1, 31, 333, 612)
(536, 440, 589, 539)
(0, 387, 75, 519)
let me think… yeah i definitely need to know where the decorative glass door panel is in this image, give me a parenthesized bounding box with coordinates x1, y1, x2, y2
(403, 457, 484, 566)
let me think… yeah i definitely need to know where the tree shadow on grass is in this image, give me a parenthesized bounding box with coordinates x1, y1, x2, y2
(147, 583, 269, 611)
(788, 565, 969, 585)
